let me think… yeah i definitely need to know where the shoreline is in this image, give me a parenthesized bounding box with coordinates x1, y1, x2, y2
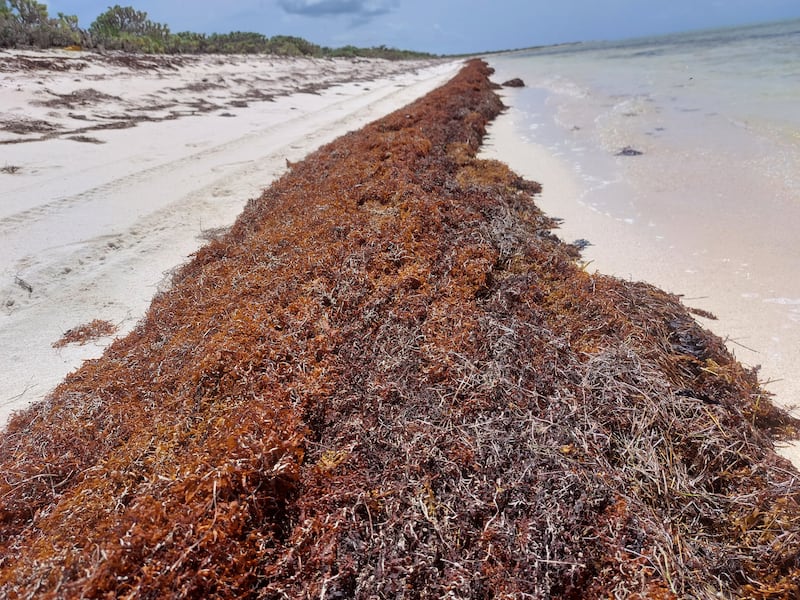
(482, 63, 800, 469)
(0, 51, 461, 424)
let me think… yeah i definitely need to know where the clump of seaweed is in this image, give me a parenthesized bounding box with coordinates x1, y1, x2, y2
(68, 135, 105, 144)
(0, 60, 798, 599)
(52, 319, 118, 347)
(502, 77, 525, 87)
(0, 117, 58, 135)
(36, 88, 122, 109)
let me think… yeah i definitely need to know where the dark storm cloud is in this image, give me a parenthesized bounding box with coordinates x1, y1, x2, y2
(278, 0, 398, 19)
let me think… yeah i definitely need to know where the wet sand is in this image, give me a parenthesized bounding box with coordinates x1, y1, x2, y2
(482, 84, 800, 468)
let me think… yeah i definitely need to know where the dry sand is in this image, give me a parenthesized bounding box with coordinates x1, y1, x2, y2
(481, 104, 800, 469)
(0, 49, 461, 424)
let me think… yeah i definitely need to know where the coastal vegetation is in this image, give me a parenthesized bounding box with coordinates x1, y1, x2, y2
(0, 1, 434, 58)
(0, 59, 798, 598)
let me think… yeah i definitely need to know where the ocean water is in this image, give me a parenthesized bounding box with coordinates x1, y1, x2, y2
(485, 19, 800, 413)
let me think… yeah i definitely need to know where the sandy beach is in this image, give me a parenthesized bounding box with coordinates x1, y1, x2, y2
(2, 59, 796, 596)
(0, 50, 460, 424)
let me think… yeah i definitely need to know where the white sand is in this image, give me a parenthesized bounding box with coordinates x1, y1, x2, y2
(0, 49, 461, 425)
(481, 106, 800, 469)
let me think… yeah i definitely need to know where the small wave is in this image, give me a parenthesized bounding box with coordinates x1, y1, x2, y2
(764, 297, 800, 305)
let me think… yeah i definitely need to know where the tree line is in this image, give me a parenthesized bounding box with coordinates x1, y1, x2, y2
(0, 1, 435, 59)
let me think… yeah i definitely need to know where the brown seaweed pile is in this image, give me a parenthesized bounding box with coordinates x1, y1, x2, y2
(52, 319, 119, 348)
(1, 60, 799, 599)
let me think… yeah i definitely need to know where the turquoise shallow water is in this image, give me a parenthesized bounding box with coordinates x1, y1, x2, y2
(501, 19, 800, 132)
(486, 19, 800, 417)
(489, 19, 800, 209)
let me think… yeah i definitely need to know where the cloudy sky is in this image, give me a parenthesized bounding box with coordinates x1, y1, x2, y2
(48, 0, 800, 54)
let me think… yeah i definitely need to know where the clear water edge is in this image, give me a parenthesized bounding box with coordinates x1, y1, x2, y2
(483, 19, 800, 433)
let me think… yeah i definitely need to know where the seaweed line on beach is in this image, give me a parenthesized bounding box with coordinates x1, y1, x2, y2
(0, 52, 444, 146)
(0, 60, 799, 599)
